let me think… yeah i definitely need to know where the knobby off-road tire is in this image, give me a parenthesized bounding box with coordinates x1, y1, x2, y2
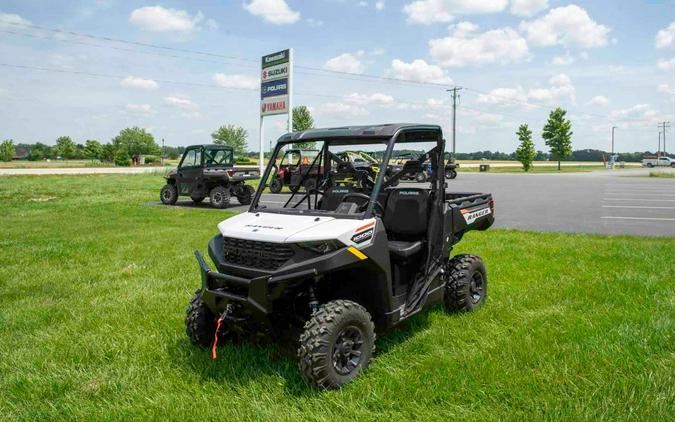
(269, 177, 283, 194)
(236, 185, 255, 205)
(191, 196, 205, 204)
(209, 186, 231, 209)
(185, 290, 216, 348)
(444, 254, 488, 312)
(297, 300, 376, 390)
(445, 169, 457, 179)
(160, 183, 178, 205)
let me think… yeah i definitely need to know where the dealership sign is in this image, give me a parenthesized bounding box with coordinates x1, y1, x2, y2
(260, 49, 291, 116)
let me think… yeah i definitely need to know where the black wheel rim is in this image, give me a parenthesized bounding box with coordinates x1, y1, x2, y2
(332, 325, 364, 375)
(162, 189, 172, 200)
(213, 192, 222, 204)
(469, 271, 484, 304)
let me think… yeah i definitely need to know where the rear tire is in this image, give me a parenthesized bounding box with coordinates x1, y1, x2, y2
(160, 183, 178, 205)
(443, 254, 487, 312)
(297, 300, 375, 390)
(445, 169, 457, 179)
(209, 186, 231, 209)
(269, 177, 283, 193)
(303, 178, 317, 192)
(191, 196, 205, 204)
(185, 290, 216, 348)
(236, 185, 255, 205)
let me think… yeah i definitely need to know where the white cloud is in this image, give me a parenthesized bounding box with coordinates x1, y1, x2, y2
(323, 53, 365, 74)
(183, 111, 208, 121)
(213, 73, 259, 90)
(587, 95, 609, 106)
(510, 0, 548, 17)
(164, 96, 197, 110)
(657, 58, 675, 71)
(477, 87, 529, 106)
(429, 22, 530, 67)
(0, 12, 31, 29)
(658, 84, 675, 96)
(120, 76, 158, 90)
(306, 18, 324, 27)
(528, 73, 575, 104)
(125, 104, 154, 115)
(403, 0, 508, 25)
(388, 59, 453, 84)
(655, 21, 675, 49)
(343, 92, 395, 106)
(129, 6, 204, 33)
(316, 102, 369, 117)
(551, 53, 574, 66)
(375, 1, 385, 11)
(519, 5, 610, 48)
(243, 0, 300, 25)
(611, 104, 666, 125)
(206, 18, 219, 29)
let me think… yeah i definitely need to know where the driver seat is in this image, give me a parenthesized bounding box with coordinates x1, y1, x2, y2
(383, 189, 428, 260)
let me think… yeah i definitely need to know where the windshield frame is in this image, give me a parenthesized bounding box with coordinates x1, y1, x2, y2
(249, 126, 443, 218)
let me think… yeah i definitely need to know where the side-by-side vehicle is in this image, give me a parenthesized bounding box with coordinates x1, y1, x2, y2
(184, 124, 494, 389)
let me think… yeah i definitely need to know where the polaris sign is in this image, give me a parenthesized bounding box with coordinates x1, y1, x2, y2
(261, 79, 288, 98)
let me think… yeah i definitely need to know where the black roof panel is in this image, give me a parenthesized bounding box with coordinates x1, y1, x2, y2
(277, 123, 442, 143)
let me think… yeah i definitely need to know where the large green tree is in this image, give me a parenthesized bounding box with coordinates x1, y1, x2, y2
(542, 107, 573, 170)
(0, 139, 15, 162)
(211, 125, 248, 157)
(111, 127, 159, 157)
(515, 124, 536, 172)
(83, 139, 103, 161)
(54, 136, 77, 160)
(292, 106, 316, 149)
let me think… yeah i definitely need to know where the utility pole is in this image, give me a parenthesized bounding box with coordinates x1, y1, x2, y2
(659, 121, 670, 156)
(161, 138, 165, 166)
(611, 126, 617, 155)
(658, 132, 661, 160)
(446, 87, 462, 158)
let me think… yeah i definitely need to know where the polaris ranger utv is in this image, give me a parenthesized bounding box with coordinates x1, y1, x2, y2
(160, 144, 259, 208)
(185, 124, 494, 389)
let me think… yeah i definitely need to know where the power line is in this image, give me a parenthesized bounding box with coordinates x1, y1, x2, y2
(0, 20, 455, 89)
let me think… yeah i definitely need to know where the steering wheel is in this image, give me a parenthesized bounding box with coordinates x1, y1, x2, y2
(340, 193, 384, 216)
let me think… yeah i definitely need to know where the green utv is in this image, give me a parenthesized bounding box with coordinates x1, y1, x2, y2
(160, 144, 260, 209)
(184, 124, 494, 389)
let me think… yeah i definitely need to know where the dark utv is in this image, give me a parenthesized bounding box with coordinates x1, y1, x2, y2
(185, 124, 494, 389)
(160, 144, 259, 208)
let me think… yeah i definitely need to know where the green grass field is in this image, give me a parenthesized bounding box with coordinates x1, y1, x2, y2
(457, 165, 609, 173)
(1, 174, 673, 420)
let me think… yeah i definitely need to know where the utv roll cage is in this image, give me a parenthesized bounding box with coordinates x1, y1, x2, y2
(251, 123, 445, 218)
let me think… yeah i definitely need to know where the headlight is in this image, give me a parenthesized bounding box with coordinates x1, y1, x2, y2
(297, 240, 344, 254)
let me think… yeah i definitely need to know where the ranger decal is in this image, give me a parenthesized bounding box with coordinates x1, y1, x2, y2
(460, 207, 491, 225)
(350, 221, 375, 244)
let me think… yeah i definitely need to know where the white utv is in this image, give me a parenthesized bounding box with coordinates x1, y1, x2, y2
(185, 124, 495, 389)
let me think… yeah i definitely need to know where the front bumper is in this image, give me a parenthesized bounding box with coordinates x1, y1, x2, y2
(195, 250, 317, 318)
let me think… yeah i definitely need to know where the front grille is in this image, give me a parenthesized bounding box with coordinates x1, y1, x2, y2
(221, 237, 294, 270)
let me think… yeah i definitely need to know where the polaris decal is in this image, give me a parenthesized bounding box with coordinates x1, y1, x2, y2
(461, 207, 491, 224)
(350, 222, 375, 244)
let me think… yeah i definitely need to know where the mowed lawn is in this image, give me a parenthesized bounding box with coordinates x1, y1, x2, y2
(0, 174, 673, 420)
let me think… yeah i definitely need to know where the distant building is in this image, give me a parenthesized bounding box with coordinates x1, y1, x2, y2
(13, 146, 29, 160)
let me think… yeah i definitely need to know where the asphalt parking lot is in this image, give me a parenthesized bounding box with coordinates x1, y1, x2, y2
(164, 168, 675, 237)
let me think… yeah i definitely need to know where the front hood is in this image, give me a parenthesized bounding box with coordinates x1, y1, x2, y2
(217, 212, 336, 243)
(217, 212, 378, 248)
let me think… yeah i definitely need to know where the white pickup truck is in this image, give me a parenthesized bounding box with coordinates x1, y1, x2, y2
(642, 156, 675, 167)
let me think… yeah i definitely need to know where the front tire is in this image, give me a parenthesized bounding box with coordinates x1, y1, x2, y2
(236, 185, 255, 205)
(209, 186, 231, 209)
(269, 177, 283, 193)
(297, 300, 375, 390)
(160, 183, 178, 205)
(185, 290, 216, 348)
(443, 254, 487, 312)
(445, 169, 457, 179)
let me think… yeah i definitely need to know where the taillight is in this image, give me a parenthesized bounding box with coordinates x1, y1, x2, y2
(226, 169, 234, 177)
(489, 198, 495, 213)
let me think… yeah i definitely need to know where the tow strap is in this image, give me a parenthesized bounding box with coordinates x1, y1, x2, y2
(211, 317, 225, 360)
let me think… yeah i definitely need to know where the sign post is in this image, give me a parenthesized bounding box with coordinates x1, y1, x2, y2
(259, 48, 293, 174)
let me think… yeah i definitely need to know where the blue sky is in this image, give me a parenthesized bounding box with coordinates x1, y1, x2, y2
(0, 0, 674, 153)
